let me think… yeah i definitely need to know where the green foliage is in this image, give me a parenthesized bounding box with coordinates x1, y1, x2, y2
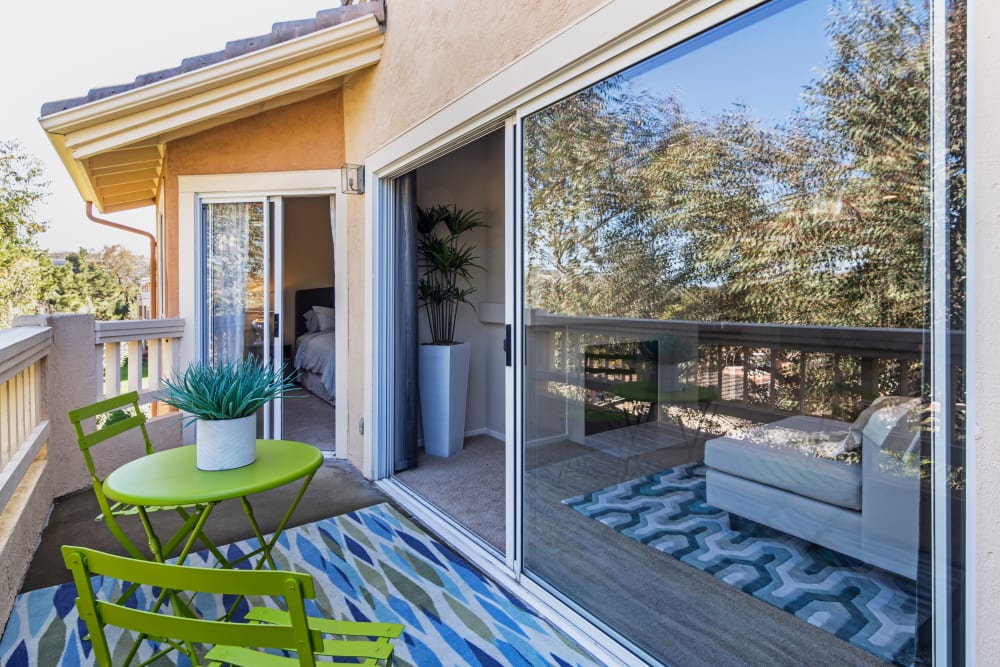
(0, 139, 47, 243)
(0, 140, 49, 327)
(159, 356, 297, 421)
(40, 246, 145, 320)
(522, 0, 961, 331)
(416, 204, 487, 344)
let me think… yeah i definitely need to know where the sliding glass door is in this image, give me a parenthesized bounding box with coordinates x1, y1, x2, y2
(201, 198, 285, 438)
(519, 0, 964, 664)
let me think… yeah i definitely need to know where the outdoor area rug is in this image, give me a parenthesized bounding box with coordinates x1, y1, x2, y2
(563, 462, 919, 667)
(0, 503, 601, 667)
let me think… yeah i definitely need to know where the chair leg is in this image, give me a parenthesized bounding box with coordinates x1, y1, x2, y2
(172, 506, 229, 565)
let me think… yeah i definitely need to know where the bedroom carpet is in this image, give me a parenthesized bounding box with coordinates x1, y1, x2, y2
(563, 462, 921, 666)
(395, 435, 505, 552)
(1, 504, 601, 667)
(283, 386, 336, 452)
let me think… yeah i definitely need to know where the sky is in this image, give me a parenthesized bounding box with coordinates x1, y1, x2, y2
(627, 0, 832, 125)
(2, 1, 332, 255)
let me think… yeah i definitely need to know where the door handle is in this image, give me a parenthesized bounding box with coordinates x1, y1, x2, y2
(504, 324, 512, 367)
(272, 313, 280, 338)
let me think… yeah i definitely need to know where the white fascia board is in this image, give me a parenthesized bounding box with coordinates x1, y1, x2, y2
(38, 13, 381, 213)
(44, 132, 101, 207)
(62, 33, 382, 160)
(40, 14, 382, 136)
(66, 44, 378, 160)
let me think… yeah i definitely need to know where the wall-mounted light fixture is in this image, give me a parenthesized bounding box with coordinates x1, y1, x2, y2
(341, 163, 364, 194)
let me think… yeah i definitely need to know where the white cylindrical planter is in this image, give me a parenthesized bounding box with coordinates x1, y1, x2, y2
(418, 342, 471, 457)
(196, 415, 257, 470)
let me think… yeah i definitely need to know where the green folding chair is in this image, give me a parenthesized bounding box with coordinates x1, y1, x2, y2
(62, 545, 403, 666)
(67, 391, 226, 564)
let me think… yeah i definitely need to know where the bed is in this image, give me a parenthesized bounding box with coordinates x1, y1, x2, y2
(293, 287, 335, 405)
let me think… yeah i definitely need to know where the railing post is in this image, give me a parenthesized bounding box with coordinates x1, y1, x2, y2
(860, 356, 876, 400)
(103, 342, 121, 399)
(127, 340, 142, 392)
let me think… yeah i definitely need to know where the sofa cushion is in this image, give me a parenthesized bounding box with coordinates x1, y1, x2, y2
(705, 415, 862, 511)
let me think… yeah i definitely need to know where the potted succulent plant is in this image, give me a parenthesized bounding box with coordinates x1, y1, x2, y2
(416, 204, 486, 457)
(159, 356, 296, 470)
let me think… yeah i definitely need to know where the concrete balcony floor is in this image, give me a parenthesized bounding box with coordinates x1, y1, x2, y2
(20, 456, 388, 593)
(6, 454, 603, 666)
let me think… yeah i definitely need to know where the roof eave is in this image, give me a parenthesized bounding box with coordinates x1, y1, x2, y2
(40, 13, 383, 213)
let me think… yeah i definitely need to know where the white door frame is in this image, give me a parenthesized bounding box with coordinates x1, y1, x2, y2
(178, 170, 347, 451)
(363, 1, 968, 664)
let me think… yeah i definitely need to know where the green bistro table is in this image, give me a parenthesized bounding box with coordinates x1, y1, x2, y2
(102, 439, 322, 661)
(104, 439, 323, 572)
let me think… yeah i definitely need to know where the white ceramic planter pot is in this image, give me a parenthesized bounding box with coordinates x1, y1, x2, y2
(418, 342, 470, 457)
(196, 415, 257, 471)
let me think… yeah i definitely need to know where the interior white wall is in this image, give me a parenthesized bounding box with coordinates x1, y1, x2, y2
(282, 196, 335, 343)
(416, 129, 506, 438)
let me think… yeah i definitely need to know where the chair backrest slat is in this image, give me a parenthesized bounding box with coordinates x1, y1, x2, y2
(76, 414, 147, 450)
(67, 392, 143, 423)
(97, 602, 323, 650)
(75, 546, 316, 598)
(62, 546, 325, 667)
(67, 390, 153, 456)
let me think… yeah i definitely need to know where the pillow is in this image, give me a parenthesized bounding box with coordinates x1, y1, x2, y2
(860, 397, 922, 450)
(313, 305, 336, 331)
(848, 396, 916, 450)
(302, 309, 319, 333)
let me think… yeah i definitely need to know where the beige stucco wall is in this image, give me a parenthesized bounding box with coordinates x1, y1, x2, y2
(21, 314, 184, 496)
(971, 0, 999, 661)
(339, 0, 605, 470)
(0, 314, 183, 629)
(0, 453, 50, 635)
(162, 89, 346, 317)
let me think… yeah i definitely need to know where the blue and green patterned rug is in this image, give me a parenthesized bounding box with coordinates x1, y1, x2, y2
(563, 462, 919, 667)
(0, 503, 601, 667)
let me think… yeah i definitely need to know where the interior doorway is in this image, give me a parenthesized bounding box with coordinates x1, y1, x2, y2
(391, 128, 508, 553)
(197, 193, 337, 454)
(280, 196, 337, 455)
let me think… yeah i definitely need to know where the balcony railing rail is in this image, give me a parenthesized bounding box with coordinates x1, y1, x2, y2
(0, 326, 52, 514)
(525, 310, 958, 422)
(94, 318, 184, 404)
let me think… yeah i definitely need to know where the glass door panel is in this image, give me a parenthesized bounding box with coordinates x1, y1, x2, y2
(202, 199, 277, 438)
(519, 0, 962, 664)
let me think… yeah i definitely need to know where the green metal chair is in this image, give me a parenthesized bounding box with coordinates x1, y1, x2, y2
(67, 391, 226, 563)
(62, 545, 403, 666)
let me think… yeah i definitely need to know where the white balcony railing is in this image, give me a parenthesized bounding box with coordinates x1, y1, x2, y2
(0, 326, 52, 513)
(94, 318, 185, 404)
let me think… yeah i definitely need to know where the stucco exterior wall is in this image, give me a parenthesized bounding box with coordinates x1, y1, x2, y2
(339, 0, 605, 470)
(971, 0, 999, 661)
(162, 89, 346, 317)
(21, 314, 184, 497)
(0, 453, 50, 635)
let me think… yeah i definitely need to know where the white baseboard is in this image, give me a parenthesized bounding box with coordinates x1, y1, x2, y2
(524, 433, 570, 448)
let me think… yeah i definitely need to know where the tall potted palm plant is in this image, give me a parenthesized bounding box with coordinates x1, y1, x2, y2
(417, 204, 486, 457)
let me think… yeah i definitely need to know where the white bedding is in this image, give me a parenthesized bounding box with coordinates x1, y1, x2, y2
(294, 331, 336, 399)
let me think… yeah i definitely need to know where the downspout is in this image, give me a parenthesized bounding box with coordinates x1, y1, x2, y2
(85, 202, 158, 319)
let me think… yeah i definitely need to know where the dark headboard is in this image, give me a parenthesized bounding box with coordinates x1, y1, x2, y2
(294, 287, 334, 339)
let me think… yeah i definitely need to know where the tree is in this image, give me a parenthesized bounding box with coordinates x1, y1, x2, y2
(40, 247, 145, 321)
(523, 0, 947, 331)
(0, 140, 48, 327)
